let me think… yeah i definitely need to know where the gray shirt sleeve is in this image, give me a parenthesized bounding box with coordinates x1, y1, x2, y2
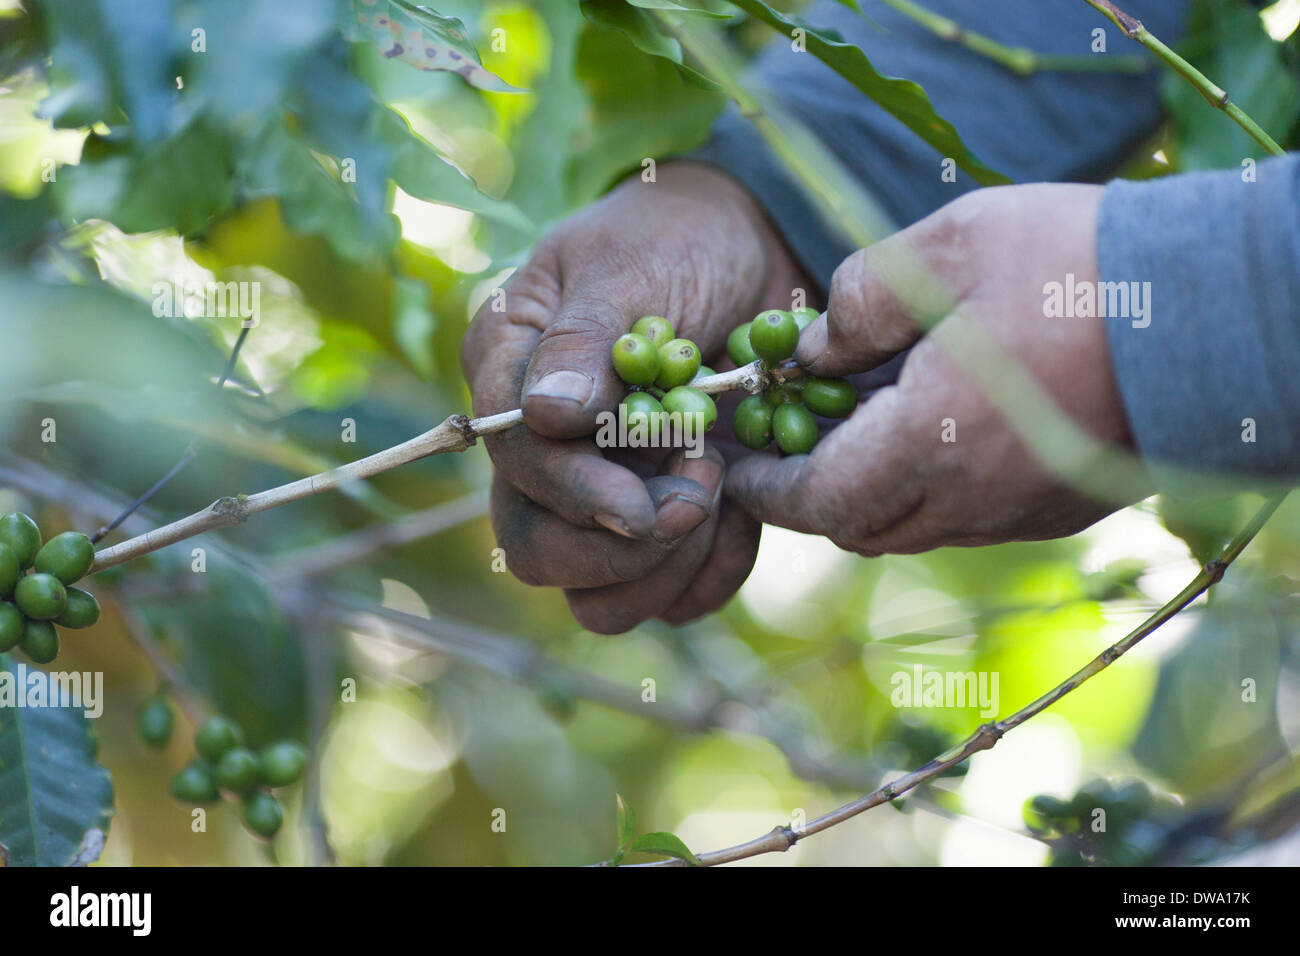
(692, 2, 1300, 478)
(1099, 156, 1300, 478)
(689, 0, 1188, 289)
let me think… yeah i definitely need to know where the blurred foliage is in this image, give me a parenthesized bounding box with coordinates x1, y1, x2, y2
(0, 0, 1297, 867)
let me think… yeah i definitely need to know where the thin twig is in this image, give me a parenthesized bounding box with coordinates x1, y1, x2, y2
(265, 490, 490, 581)
(89, 324, 257, 544)
(13, 454, 883, 792)
(877, 0, 1145, 75)
(88, 409, 520, 572)
(216, 325, 253, 390)
(1083, 0, 1285, 156)
(629, 491, 1287, 866)
(90, 443, 198, 544)
(304, 590, 880, 790)
(89, 363, 795, 574)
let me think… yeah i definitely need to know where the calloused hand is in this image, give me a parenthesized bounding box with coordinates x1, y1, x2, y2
(727, 184, 1142, 554)
(461, 162, 811, 632)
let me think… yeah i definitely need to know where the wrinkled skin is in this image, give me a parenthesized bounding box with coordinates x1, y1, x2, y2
(461, 162, 810, 633)
(726, 183, 1145, 554)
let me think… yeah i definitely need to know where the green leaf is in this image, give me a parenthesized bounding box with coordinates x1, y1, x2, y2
(616, 793, 636, 848)
(348, 0, 525, 92)
(581, 0, 720, 88)
(56, 122, 235, 236)
(238, 119, 398, 262)
(1163, 0, 1298, 169)
(626, 0, 733, 21)
(503, 0, 587, 229)
(146, 562, 309, 746)
(725, 0, 1009, 186)
(392, 276, 437, 378)
(570, 20, 724, 203)
(0, 655, 115, 866)
(627, 830, 702, 865)
(380, 110, 535, 236)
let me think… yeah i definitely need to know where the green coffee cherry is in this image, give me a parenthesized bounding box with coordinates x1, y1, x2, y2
(0, 543, 18, 598)
(733, 396, 774, 450)
(654, 338, 702, 389)
(1111, 780, 1153, 816)
(621, 391, 665, 441)
(792, 307, 819, 331)
(1023, 794, 1072, 832)
(258, 741, 308, 787)
(14, 573, 67, 621)
(136, 695, 175, 749)
(55, 587, 100, 629)
(765, 384, 801, 407)
(34, 531, 95, 585)
(726, 323, 759, 366)
(195, 715, 244, 762)
(773, 403, 818, 454)
(748, 310, 799, 364)
(243, 791, 284, 838)
(0, 602, 22, 653)
(630, 315, 674, 348)
(216, 747, 261, 794)
(0, 513, 41, 569)
(692, 366, 715, 382)
(801, 377, 857, 418)
(661, 386, 717, 433)
(611, 333, 660, 386)
(171, 759, 220, 804)
(19, 619, 59, 664)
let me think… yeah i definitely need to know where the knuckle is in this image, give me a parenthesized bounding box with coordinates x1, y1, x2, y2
(828, 248, 873, 332)
(828, 246, 899, 355)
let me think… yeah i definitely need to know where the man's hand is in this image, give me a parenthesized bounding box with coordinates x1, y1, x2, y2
(727, 184, 1141, 554)
(461, 162, 809, 632)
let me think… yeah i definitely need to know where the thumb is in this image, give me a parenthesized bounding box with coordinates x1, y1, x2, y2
(796, 225, 959, 377)
(521, 278, 644, 440)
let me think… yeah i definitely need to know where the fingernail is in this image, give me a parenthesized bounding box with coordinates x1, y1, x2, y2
(595, 512, 636, 538)
(794, 319, 827, 368)
(670, 449, 725, 491)
(652, 494, 710, 544)
(527, 370, 594, 406)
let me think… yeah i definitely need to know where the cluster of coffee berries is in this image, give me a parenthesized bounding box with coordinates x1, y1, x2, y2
(1023, 778, 1185, 866)
(168, 712, 307, 839)
(0, 512, 100, 664)
(612, 316, 718, 441)
(727, 309, 856, 454)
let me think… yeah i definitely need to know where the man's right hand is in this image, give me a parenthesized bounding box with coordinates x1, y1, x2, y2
(460, 162, 809, 633)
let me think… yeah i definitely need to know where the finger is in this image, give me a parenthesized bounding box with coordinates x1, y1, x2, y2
(796, 209, 974, 377)
(519, 264, 650, 439)
(486, 425, 657, 538)
(564, 487, 723, 635)
(658, 500, 762, 626)
(492, 452, 724, 589)
(464, 268, 660, 537)
(723, 386, 925, 544)
(461, 245, 560, 416)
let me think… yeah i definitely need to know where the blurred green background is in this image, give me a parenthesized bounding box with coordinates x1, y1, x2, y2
(1, 0, 1299, 866)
